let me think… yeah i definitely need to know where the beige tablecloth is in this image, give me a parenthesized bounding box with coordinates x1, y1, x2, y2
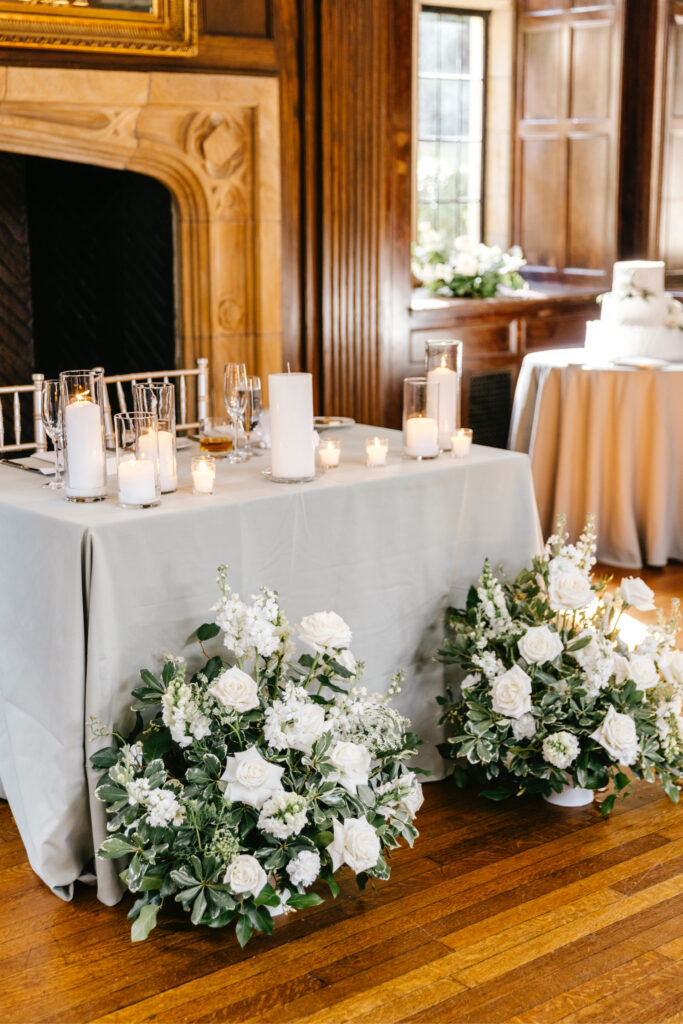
(509, 348, 683, 567)
(0, 426, 541, 904)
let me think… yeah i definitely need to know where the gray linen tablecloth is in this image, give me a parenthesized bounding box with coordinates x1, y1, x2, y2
(509, 348, 683, 568)
(0, 426, 541, 904)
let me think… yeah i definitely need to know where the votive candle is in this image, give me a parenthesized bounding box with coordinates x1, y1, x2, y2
(405, 416, 439, 458)
(192, 455, 216, 494)
(366, 436, 389, 467)
(319, 439, 341, 468)
(451, 427, 473, 457)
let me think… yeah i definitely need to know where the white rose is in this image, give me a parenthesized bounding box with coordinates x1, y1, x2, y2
(298, 611, 352, 652)
(221, 745, 284, 809)
(617, 577, 656, 611)
(329, 740, 371, 794)
(330, 648, 358, 678)
(659, 649, 683, 686)
(454, 252, 478, 277)
(518, 625, 563, 665)
(548, 570, 593, 611)
(283, 702, 327, 755)
(627, 654, 659, 692)
(491, 665, 532, 719)
(209, 667, 260, 713)
(224, 854, 267, 899)
(612, 653, 631, 686)
(590, 706, 640, 765)
(329, 816, 381, 874)
(400, 779, 424, 819)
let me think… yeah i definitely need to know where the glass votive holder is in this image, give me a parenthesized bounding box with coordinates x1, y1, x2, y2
(59, 368, 107, 502)
(114, 411, 161, 509)
(132, 381, 177, 493)
(192, 454, 216, 494)
(319, 438, 341, 469)
(403, 377, 439, 459)
(451, 427, 473, 458)
(366, 436, 389, 467)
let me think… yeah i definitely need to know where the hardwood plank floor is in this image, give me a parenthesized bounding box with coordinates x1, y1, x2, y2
(0, 561, 680, 1024)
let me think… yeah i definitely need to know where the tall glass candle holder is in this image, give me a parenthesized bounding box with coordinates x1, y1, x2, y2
(132, 381, 177, 493)
(59, 368, 107, 502)
(402, 377, 439, 459)
(114, 411, 161, 509)
(425, 339, 463, 450)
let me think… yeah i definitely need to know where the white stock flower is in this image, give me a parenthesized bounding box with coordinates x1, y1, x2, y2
(221, 746, 284, 809)
(628, 654, 659, 692)
(542, 731, 580, 770)
(298, 611, 352, 652)
(518, 625, 563, 665)
(329, 740, 371, 794)
(257, 791, 308, 839)
(146, 789, 185, 828)
(329, 816, 381, 874)
(511, 712, 536, 741)
(659, 649, 683, 686)
(209, 667, 260, 713)
(491, 665, 532, 719)
(126, 778, 151, 805)
(590, 706, 640, 765)
(548, 570, 593, 611)
(286, 850, 321, 889)
(224, 854, 267, 899)
(617, 577, 656, 611)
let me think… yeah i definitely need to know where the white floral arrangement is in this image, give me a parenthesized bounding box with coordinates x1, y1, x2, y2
(91, 567, 423, 944)
(412, 234, 527, 299)
(437, 517, 683, 814)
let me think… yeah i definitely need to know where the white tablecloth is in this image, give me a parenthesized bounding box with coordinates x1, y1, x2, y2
(0, 426, 541, 904)
(509, 348, 683, 567)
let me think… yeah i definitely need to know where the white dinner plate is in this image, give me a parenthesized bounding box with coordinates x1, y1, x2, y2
(313, 416, 355, 430)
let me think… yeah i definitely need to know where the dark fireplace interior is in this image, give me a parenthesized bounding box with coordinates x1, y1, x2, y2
(0, 153, 176, 402)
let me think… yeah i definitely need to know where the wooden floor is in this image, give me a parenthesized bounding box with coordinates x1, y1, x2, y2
(1, 563, 682, 1024)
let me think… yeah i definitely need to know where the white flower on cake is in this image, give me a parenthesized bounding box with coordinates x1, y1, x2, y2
(491, 665, 532, 719)
(548, 569, 593, 611)
(209, 666, 260, 713)
(298, 610, 352, 652)
(590, 706, 640, 765)
(617, 577, 656, 611)
(221, 745, 285, 809)
(257, 791, 309, 839)
(286, 850, 321, 889)
(542, 731, 580, 770)
(224, 854, 267, 898)
(329, 740, 371, 794)
(518, 625, 563, 665)
(329, 816, 381, 874)
(627, 654, 659, 692)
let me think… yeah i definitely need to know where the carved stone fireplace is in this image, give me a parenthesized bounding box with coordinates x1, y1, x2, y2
(0, 66, 282, 409)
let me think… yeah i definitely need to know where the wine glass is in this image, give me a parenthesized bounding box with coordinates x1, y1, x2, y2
(243, 376, 262, 456)
(41, 379, 64, 490)
(223, 362, 248, 463)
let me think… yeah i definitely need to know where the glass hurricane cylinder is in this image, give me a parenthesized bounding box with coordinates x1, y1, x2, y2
(132, 381, 178, 493)
(114, 411, 161, 509)
(59, 368, 107, 502)
(425, 339, 463, 450)
(402, 377, 439, 459)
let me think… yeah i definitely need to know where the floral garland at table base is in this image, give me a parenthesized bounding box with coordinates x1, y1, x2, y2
(437, 517, 683, 814)
(92, 568, 423, 944)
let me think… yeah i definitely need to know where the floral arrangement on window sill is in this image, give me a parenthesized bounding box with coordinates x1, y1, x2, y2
(412, 234, 527, 299)
(436, 516, 683, 814)
(91, 568, 423, 944)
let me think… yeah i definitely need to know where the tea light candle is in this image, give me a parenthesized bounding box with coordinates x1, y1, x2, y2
(319, 439, 341, 468)
(64, 396, 106, 495)
(192, 455, 216, 494)
(118, 458, 157, 505)
(366, 436, 388, 467)
(451, 427, 473, 457)
(405, 415, 439, 458)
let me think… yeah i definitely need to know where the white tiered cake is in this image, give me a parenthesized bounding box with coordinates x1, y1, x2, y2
(584, 260, 683, 362)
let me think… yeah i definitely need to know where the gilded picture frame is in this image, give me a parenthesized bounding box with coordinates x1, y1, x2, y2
(0, 0, 197, 57)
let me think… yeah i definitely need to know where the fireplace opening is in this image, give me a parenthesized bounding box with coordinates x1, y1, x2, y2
(0, 152, 176, 397)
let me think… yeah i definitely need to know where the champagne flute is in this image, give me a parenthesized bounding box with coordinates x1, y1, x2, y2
(41, 379, 64, 490)
(223, 362, 248, 463)
(243, 376, 262, 456)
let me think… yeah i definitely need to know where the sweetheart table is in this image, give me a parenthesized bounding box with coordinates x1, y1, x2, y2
(0, 425, 541, 904)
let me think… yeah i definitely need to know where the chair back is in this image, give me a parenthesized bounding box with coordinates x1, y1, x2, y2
(100, 358, 209, 448)
(0, 374, 47, 454)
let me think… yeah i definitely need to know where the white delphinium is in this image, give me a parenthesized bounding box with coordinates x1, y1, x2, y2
(263, 683, 327, 755)
(161, 676, 211, 748)
(286, 850, 321, 889)
(213, 568, 288, 661)
(257, 791, 309, 839)
(146, 788, 185, 828)
(476, 563, 514, 640)
(542, 731, 580, 770)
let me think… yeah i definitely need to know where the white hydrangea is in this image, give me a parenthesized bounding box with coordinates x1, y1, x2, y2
(542, 731, 580, 770)
(257, 791, 309, 839)
(146, 788, 185, 828)
(286, 850, 321, 889)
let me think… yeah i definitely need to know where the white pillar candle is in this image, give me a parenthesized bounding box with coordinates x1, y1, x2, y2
(64, 398, 106, 496)
(405, 416, 439, 458)
(319, 440, 341, 468)
(157, 430, 177, 492)
(192, 456, 216, 494)
(366, 437, 388, 467)
(426, 358, 458, 449)
(268, 373, 316, 481)
(451, 428, 473, 457)
(118, 459, 157, 505)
